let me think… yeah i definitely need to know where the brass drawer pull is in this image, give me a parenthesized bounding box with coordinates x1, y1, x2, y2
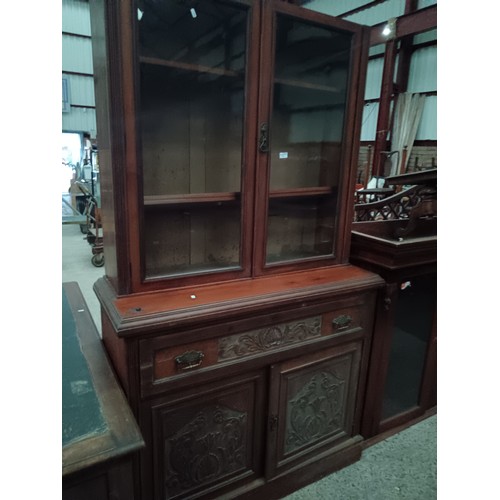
(175, 350, 205, 370)
(332, 314, 353, 330)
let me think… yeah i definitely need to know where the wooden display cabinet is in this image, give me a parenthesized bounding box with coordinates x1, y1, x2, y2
(351, 170, 437, 439)
(90, 0, 370, 293)
(89, 1, 380, 498)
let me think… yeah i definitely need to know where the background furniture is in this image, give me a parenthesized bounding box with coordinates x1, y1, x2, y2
(350, 169, 437, 438)
(62, 282, 144, 500)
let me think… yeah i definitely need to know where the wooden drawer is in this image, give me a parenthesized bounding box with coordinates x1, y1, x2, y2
(139, 296, 374, 399)
(153, 338, 219, 380)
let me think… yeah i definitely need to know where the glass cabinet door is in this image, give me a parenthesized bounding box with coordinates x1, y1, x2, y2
(137, 0, 252, 280)
(381, 275, 436, 421)
(256, 4, 366, 270)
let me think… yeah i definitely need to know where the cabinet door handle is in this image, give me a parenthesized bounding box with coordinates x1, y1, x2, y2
(259, 122, 269, 153)
(175, 350, 204, 370)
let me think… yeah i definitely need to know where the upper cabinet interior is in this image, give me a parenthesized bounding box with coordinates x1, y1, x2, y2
(92, 0, 369, 293)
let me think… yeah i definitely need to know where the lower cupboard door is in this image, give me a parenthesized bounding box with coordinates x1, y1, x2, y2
(266, 341, 362, 477)
(150, 372, 265, 500)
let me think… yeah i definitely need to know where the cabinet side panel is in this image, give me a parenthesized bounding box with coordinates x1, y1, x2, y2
(90, 0, 131, 294)
(101, 311, 129, 396)
(89, 0, 117, 288)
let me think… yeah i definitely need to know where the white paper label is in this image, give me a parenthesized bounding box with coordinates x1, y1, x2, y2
(279, 152, 288, 159)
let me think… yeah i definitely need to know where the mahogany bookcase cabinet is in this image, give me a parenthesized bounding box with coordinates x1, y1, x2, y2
(89, 1, 382, 498)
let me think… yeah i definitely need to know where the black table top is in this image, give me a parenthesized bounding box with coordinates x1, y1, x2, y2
(62, 287, 108, 446)
(62, 282, 144, 477)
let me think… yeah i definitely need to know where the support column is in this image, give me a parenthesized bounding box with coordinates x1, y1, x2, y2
(372, 39, 397, 177)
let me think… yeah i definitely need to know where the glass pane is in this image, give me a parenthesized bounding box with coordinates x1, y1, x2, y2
(144, 202, 241, 278)
(266, 15, 352, 264)
(137, 1, 248, 277)
(381, 274, 436, 420)
(266, 194, 336, 263)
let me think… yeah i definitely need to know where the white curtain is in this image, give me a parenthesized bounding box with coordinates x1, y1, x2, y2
(390, 93, 426, 176)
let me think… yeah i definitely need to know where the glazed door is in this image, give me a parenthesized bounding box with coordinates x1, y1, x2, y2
(379, 273, 437, 427)
(266, 341, 363, 477)
(98, 0, 368, 293)
(255, 2, 369, 274)
(134, 0, 260, 288)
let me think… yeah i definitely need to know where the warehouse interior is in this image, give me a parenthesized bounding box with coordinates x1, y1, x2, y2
(3, 0, 490, 498)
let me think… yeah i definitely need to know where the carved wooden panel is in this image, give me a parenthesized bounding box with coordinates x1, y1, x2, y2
(284, 365, 348, 454)
(218, 316, 322, 360)
(165, 404, 247, 496)
(152, 375, 264, 499)
(267, 341, 362, 476)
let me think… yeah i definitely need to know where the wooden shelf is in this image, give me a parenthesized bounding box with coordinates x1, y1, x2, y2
(269, 186, 333, 199)
(144, 192, 240, 207)
(140, 56, 243, 78)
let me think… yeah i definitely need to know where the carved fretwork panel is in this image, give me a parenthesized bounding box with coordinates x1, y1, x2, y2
(218, 316, 322, 360)
(154, 377, 263, 499)
(354, 185, 422, 222)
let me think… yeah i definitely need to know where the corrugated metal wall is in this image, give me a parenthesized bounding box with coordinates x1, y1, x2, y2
(418, 0, 437, 8)
(304, 0, 406, 25)
(344, 0, 405, 25)
(408, 44, 437, 140)
(62, 0, 96, 136)
(362, 46, 436, 141)
(62, 0, 92, 35)
(302, 0, 437, 142)
(360, 102, 380, 141)
(61, 0, 436, 142)
(346, 0, 436, 141)
(302, 0, 371, 17)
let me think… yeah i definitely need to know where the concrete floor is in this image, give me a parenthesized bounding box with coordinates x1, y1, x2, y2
(62, 223, 105, 334)
(62, 222, 437, 500)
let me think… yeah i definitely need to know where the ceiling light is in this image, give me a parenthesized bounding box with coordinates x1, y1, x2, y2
(382, 18, 397, 40)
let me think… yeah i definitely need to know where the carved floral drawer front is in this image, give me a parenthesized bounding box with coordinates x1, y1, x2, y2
(152, 317, 322, 382)
(218, 316, 322, 361)
(150, 309, 365, 385)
